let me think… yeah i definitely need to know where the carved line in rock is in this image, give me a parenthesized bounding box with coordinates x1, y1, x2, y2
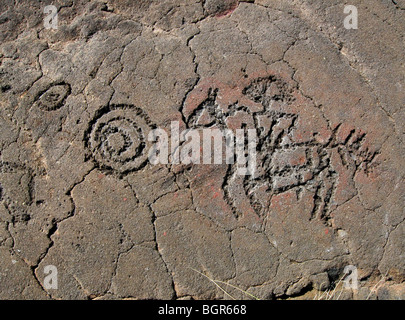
(0, 161, 27, 174)
(0, 161, 35, 222)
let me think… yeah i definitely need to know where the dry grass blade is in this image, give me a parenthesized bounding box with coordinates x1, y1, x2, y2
(189, 268, 260, 300)
(189, 268, 236, 300)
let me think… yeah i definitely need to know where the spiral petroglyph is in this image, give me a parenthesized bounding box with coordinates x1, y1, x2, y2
(86, 104, 155, 174)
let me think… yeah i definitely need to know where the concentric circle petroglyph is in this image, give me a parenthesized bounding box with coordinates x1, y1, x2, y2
(35, 83, 71, 111)
(86, 104, 154, 173)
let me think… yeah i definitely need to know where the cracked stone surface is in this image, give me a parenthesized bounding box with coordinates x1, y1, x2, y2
(0, 0, 404, 300)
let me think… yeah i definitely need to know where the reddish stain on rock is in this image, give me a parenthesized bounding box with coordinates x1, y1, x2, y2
(215, 1, 239, 17)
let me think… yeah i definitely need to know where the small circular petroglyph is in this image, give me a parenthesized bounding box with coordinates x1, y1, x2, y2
(86, 104, 154, 173)
(36, 84, 71, 111)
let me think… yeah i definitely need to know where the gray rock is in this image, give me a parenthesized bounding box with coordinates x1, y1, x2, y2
(0, 0, 403, 300)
